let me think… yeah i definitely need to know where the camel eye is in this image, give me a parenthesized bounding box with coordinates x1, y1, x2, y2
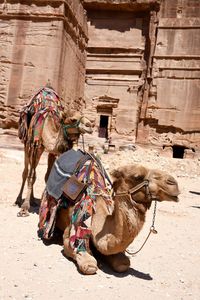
(166, 178, 176, 185)
(134, 175, 144, 181)
(153, 175, 161, 180)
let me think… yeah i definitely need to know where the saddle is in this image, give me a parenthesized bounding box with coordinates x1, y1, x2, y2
(38, 151, 113, 240)
(61, 154, 92, 204)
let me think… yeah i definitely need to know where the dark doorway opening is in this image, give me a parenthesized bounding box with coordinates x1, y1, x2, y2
(98, 115, 109, 138)
(172, 145, 186, 159)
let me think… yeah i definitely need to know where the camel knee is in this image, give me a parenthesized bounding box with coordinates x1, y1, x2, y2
(27, 174, 36, 188)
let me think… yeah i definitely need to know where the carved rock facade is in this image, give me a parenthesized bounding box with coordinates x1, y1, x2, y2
(0, 0, 88, 128)
(0, 0, 199, 158)
(83, 0, 200, 157)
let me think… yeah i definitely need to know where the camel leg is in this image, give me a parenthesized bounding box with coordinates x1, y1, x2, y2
(45, 153, 56, 182)
(63, 228, 98, 275)
(102, 252, 130, 273)
(17, 166, 36, 217)
(17, 148, 43, 217)
(15, 146, 29, 207)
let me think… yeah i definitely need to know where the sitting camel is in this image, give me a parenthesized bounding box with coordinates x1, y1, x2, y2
(16, 87, 93, 217)
(38, 151, 180, 275)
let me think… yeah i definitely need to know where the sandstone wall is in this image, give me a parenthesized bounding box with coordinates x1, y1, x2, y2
(83, 0, 200, 155)
(137, 0, 200, 153)
(1, 0, 199, 155)
(83, 1, 158, 144)
(0, 0, 88, 128)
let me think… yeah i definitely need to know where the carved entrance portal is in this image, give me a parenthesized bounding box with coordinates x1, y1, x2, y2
(99, 115, 109, 138)
(92, 95, 119, 139)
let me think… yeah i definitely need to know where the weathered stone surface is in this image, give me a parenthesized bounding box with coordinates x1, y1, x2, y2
(83, 0, 160, 11)
(83, 0, 200, 156)
(0, 0, 200, 157)
(137, 0, 200, 153)
(83, 8, 147, 144)
(0, 0, 88, 128)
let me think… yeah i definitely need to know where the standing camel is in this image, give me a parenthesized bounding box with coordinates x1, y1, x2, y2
(38, 150, 180, 275)
(16, 86, 93, 217)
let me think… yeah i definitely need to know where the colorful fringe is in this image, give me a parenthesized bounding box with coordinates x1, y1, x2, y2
(18, 87, 64, 147)
(38, 160, 113, 253)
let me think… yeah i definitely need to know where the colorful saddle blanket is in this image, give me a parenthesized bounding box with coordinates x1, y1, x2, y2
(18, 87, 63, 146)
(38, 151, 113, 253)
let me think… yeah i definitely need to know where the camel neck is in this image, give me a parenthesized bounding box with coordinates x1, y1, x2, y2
(113, 196, 148, 239)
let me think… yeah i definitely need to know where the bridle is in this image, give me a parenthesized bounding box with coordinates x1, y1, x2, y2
(62, 117, 83, 139)
(114, 179, 158, 256)
(114, 179, 151, 205)
(62, 116, 87, 151)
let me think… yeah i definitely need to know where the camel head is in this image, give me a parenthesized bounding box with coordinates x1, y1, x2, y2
(111, 164, 180, 204)
(146, 168, 180, 202)
(61, 111, 93, 142)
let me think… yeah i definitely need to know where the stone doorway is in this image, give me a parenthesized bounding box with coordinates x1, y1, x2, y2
(172, 145, 186, 159)
(99, 115, 109, 138)
(92, 95, 119, 139)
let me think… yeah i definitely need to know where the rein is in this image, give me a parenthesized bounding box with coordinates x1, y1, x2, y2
(114, 179, 158, 256)
(125, 200, 157, 256)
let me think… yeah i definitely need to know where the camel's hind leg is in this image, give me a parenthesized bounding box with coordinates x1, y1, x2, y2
(63, 228, 98, 275)
(102, 252, 130, 273)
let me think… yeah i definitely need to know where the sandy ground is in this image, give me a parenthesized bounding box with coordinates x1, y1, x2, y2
(0, 132, 200, 300)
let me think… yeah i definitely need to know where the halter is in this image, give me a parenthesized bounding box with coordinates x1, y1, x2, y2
(114, 179, 151, 205)
(114, 179, 158, 256)
(62, 117, 83, 139)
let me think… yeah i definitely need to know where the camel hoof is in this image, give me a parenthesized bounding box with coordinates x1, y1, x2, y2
(17, 209, 29, 217)
(76, 252, 98, 275)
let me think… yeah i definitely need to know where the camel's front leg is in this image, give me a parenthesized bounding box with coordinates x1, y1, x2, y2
(15, 146, 29, 207)
(63, 227, 98, 275)
(17, 166, 36, 217)
(17, 148, 42, 217)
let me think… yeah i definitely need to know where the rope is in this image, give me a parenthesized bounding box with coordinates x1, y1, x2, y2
(125, 200, 158, 256)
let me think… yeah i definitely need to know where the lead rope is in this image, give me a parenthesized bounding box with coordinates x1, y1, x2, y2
(126, 200, 158, 256)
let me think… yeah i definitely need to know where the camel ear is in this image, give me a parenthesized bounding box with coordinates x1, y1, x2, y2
(110, 169, 125, 179)
(129, 165, 148, 180)
(110, 169, 124, 191)
(62, 110, 80, 124)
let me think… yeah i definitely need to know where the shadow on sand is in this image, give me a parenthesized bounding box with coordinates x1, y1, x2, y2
(189, 190, 200, 196)
(15, 197, 41, 215)
(60, 248, 153, 280)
